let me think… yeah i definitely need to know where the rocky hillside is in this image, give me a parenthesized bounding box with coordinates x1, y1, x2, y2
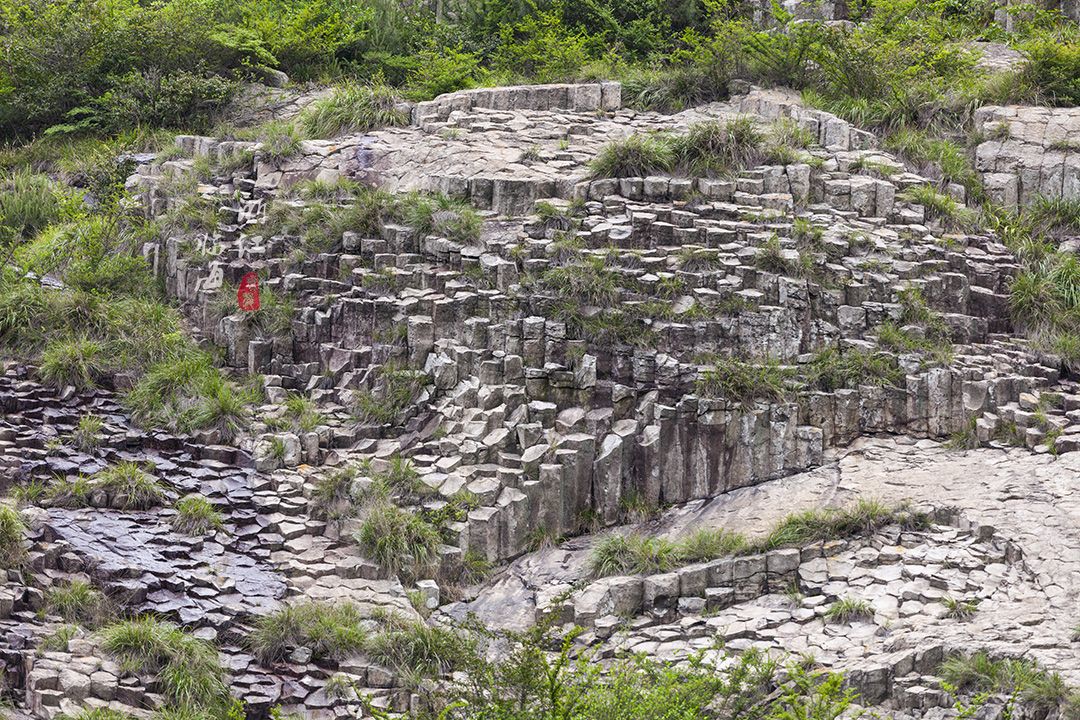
(0, 1, 1079, 720)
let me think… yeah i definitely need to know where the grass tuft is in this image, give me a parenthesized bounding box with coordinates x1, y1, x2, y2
(300, 83, 408, 139)
(824, 596, 874, 623)
(99, 616, 228, 710)
(248, 601, 367, 665)
(172, 495, 224, 535)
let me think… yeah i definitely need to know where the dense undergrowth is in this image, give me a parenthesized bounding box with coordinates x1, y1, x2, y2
(0, 141, 257, 439)
(2, 0, 1078, 144)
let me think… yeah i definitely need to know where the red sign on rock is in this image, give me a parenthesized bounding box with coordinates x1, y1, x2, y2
(238, 272, 260, 312)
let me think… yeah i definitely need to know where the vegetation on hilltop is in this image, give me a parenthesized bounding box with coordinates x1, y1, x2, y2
(1, 0, 1077, 143)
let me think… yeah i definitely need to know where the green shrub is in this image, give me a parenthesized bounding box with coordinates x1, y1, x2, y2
(38, 337, 106, 390)
(92, 462, 167, 510)
(172, 495, 225, 535)
(491, 7, 593, 83)
(757, 498, 924, 551)
(539, 254, 629, 305)
(310, 466, 359, 522)
(300, 83, 408, 139)
(405, 45, 486, 99)
(355, 503, 442, 580)
(0, 170, 66, 240)
(679, 528, 748, 561)
(941, 596, 978, 620)
(900, 185, 974, 229)
(353, 362, 430, 425)
(398, 192, 482, 244)
(99, 616, 228, 710)
(0, 505, 26, 568)
(248, 601, 367, 665)
(807, 347, 903, 391)
(590, 533, 682, 577)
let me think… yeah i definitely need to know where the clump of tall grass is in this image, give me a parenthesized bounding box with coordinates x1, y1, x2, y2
(99, 616, 229, 711)
(248, 601, 367, 664)
(300, 83, 408, 139)
(590, 133, 675, 178)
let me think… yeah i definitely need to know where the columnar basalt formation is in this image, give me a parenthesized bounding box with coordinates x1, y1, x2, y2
(2, 81, 1079, 719)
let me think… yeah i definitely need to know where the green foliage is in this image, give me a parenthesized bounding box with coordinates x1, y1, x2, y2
(589, 499, 919, 578)
(696, 356, 797, 404)
(807, 347, 903, 391)
(92, 462, 167, 510)
(941, 596, 978, 620)
(72, 414, 104, 452)
(431, 618, 864, 720)
(257, 121, 304, 164)
(99, 616, 228, 712)
(590, 134, 674, 179)
(590, 533, 683, 577)
(757, 498, 924, 551)
(491, 6, 593, 83)
(309, 465, 359, 522)
(366, 616, 467, 678)
(172, 495, 225, 535)
(0, 504, 26, 568)
(299, 82, 408, 139)
(355, 503, 442, 580)
(885, 128, 982, 199)
(45, 579, 110, 626)
(940, 651, 1079, 715)
(0, 170, 68, 242)
(900, 185, 975, 229)
(1022, 37, 1080, 107)
(824, 596, 874, 623)
(38, 336, 106, 390)
(672, 118, 764, 176)
(249, 600, 368, 665)
(353, 362, 430, 425)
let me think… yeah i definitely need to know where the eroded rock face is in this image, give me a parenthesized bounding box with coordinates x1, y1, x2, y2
(974, 104, 1080, 208)
(5, 80, 1080, 718)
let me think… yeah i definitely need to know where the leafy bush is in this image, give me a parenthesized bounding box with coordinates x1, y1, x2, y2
(1023, 38, 1080, 107)
(257, 121, 304, 164)
(590, 533, 682, 577)
(299, 82, 408, 139)
(671, 118, 764, 176)
(0, 171, 67, 241)
(807, 347, 903, 391)
(248, 600, 367, 664)
(99, 616, 228, 711)
(491, 6, 593, 83)
(72, 413, 104, 451)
